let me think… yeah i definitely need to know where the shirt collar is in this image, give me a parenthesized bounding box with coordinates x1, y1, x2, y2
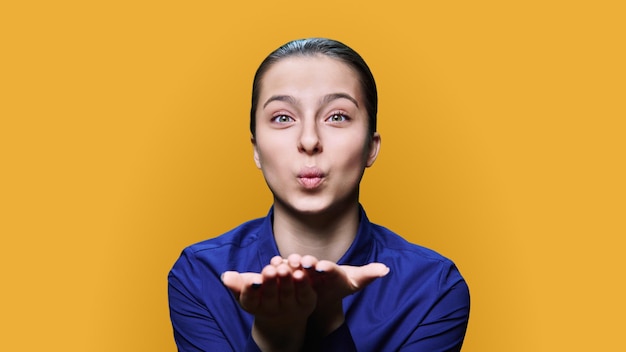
(255, 205, 374, 267)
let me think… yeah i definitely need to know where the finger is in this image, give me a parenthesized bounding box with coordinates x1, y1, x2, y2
(301, 255, 318, 272)
(276, 263, 295, 302)
(343, 262, 390, 291)
(364, 262, 391, 277)
(314, 261, 373, 295)
(314, 260, 335, 273)
(260, 264, 279, 309)
(293, 268, 305, 280)
(276, 262, 292, 276)
(293, 269, 317, 308)
(222, 271, 263, 312)
(306, 260, 338, 291)
(287, 253, 302, 269)
(301, 255, 323, 285)
(221, 271, 244, 296)
(270, 255, 284, 266)
(239, 278, 263, 312)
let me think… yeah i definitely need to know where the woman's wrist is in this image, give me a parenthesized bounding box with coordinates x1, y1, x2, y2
(252, 317, 308, 352)
(308, 301, 345, 338)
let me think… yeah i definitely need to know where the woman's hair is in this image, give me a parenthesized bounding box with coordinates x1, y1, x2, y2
(250, 38, 378, 138)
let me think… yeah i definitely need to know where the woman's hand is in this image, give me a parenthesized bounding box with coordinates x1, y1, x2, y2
(221, 257, 317, 351)
(292, 254, 390, 337)
(222, 255, 389, 349)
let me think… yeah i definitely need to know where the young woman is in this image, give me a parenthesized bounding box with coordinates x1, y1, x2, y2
(169, 38, 470, 351)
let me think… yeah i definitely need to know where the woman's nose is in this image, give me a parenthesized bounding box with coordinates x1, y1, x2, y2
(297, 120, 322, 154)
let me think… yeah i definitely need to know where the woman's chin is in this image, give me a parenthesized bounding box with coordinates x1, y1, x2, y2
(275, 195, 332, 215)
(275, 194, 356, 218)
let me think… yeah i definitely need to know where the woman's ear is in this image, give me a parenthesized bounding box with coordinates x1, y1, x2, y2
(366, 132, 381, 167)
(251, 135, 262, 169)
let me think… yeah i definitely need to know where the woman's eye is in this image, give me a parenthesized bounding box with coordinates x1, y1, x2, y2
(327, 113, 348, 122)
(272, 115, 293, 123)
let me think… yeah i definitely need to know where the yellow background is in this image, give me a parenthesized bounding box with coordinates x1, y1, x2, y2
(1, 1, 624, 350)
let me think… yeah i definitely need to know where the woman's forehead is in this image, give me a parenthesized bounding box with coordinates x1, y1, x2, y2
(259, 55, 362, 99)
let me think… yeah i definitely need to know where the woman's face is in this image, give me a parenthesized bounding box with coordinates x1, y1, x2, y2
(253, 55, 380, 216)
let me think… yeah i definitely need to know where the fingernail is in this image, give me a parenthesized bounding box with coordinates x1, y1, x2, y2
(315, 268, 325, 274)
(220, 272, 225, 283)
(302, 264, 312, 269)
(251, 283, 262, 289)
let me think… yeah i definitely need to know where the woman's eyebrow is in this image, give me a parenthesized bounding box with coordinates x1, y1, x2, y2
(321, 93, 359, 108)
(263, 95, 297, 109)
(262, 93, 358, 109)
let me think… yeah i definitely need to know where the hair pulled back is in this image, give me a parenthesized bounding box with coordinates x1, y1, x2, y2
(250, 38, 377, 137)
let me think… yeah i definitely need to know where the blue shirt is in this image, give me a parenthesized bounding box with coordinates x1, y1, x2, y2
(169, 207, 470, 351)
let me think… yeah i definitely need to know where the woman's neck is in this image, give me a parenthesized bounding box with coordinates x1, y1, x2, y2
(271, 201, 360, 263)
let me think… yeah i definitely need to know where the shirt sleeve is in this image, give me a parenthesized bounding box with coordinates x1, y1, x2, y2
(168, 248, 262, 352)
(400, 264, 471, 352)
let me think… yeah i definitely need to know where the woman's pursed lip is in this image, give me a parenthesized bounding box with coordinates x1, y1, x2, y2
(297, 176, 324, 189)
(297, 167, 325, 189)
(297, 167, 325, 178)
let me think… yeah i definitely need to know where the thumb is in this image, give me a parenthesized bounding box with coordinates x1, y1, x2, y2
(221, 271, 263, 298)
(345, 262, 390, 291)
(221, 271, 244, 296)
